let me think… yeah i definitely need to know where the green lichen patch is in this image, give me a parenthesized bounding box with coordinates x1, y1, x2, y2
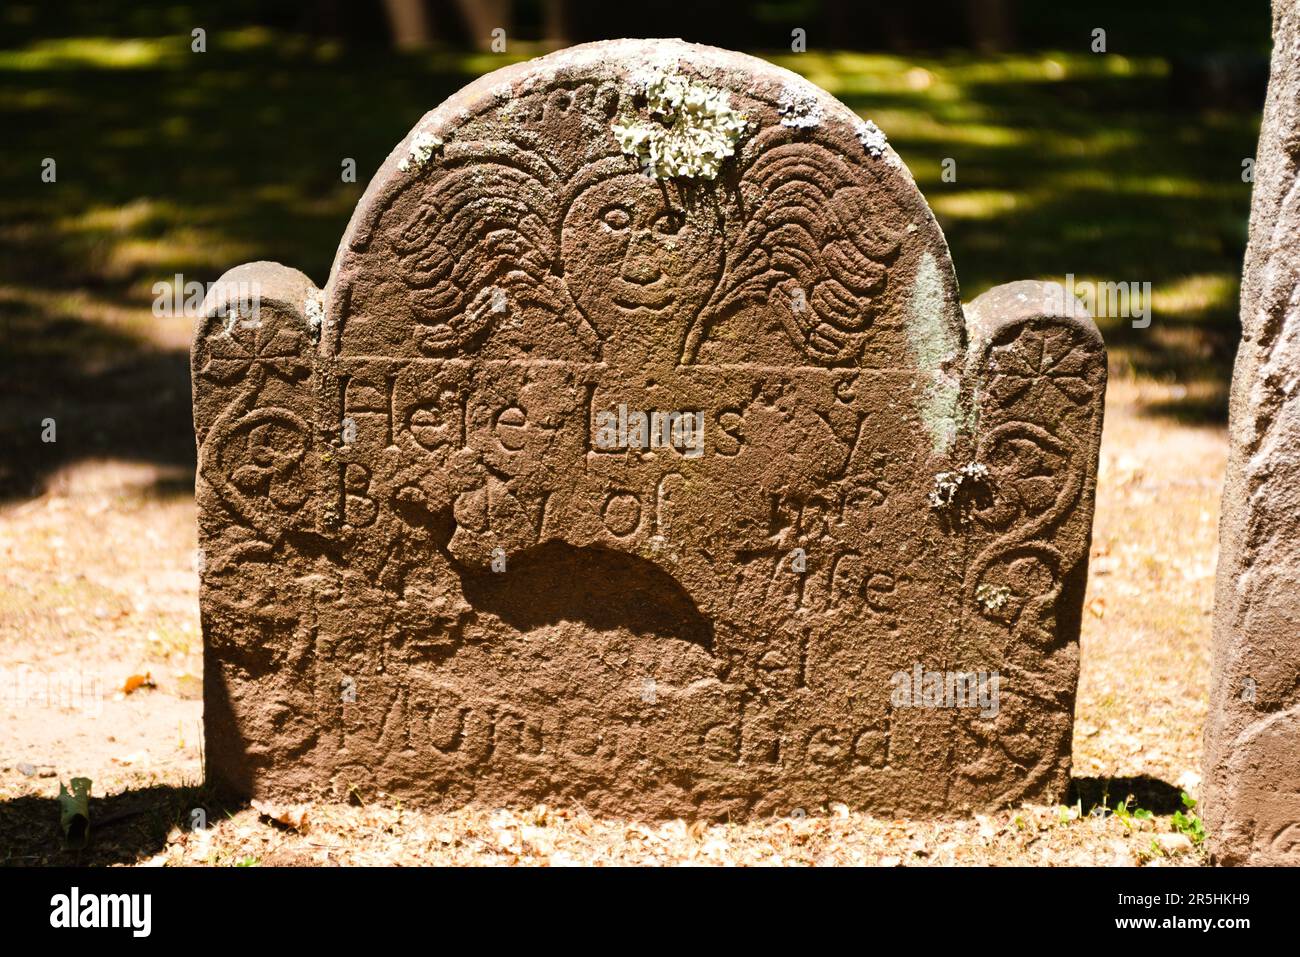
(398, 131, 444, 173)
(855, 118, 889, 158)
(928, 462, 989, 511)
(611, 71, 747, 180)
(304, 289, 325, 343)
(975, 582, 1012, 613)
(907, 252, 963, 454)
(777, 85, 822, 129)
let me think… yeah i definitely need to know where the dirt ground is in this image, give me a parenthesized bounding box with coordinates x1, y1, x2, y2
(0, 368, 1223, 866)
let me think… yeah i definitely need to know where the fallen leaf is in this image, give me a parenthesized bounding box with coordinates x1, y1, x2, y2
(251, 800, 310, 833)
(122, 673, 155, 694)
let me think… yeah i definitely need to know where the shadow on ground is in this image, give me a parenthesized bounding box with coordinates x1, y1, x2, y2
(0, 783, 238, 866)
(1069, 775, 1187, 815)
(0, 774, 1191, 866)
(0, 307, 194, 502)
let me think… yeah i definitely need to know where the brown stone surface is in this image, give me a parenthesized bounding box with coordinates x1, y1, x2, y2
(1203, 3, 1300, 865)
(191, 39, 1105, 818)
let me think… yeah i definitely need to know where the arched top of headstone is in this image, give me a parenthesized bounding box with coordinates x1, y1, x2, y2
(326, 38, 964, 376)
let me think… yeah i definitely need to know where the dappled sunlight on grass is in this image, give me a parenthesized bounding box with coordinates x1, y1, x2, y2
(1040, 168, 1241, 200)
(0, 29, 535, 75)
(0, 36, 179, 71)
(47, 200, 259, 289)
(102, 230, 259, 283)
(1150, 273, 1240, 319)
(767, 51, 1168, 100)
(929, 189, 1027, 220)
(868, 110, 1030, 149)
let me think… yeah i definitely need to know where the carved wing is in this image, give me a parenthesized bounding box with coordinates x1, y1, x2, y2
(697, 136, 906, 365)
(392, 147, 571, 356)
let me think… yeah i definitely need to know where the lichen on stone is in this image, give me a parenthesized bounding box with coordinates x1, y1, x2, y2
(777, 86, 822, 129)
(855, 118, 889, 158)
(304, 290, 325, 343)
(398, 131, 444, 173)
(611, 71, 747, 180)
(907, 252, 963, 454)
(928, 462, 990, 510)
(975, 583, 1012, 613)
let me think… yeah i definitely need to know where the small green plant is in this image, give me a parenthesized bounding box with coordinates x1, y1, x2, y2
(235, 855, 260, 867)
(1171, 791, 1207, 844)
(58, 777, 92, 850)
(1111, 794, 1154, 831)
(1056, 798, 1083, 825)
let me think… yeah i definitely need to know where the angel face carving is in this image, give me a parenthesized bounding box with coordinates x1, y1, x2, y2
(379, 115, 913, 369)
(561, 173, 723, 358)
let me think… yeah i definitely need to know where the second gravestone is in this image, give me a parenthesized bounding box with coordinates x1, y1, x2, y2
(193, 39, 1106, 818)
(1203, 0, 1300, 866)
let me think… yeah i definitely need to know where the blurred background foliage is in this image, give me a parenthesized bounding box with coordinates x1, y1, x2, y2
(0, 1, 1271, 498)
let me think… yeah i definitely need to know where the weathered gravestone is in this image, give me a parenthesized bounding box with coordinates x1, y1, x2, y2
(192, 39, 1106, 818)
(1203, 2, 1300, 865)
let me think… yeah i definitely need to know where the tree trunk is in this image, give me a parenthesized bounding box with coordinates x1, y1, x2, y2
(382, 0, 433, 50)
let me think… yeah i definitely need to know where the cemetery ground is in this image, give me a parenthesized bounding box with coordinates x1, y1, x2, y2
(0, 34, 1253, 865)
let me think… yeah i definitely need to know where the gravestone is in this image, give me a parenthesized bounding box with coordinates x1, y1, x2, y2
(1203, 2, 1300, 865)
(192, 39, 1106, 818)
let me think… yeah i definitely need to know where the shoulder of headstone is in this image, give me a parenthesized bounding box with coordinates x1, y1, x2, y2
(962, 279, 1104, 357)
(197, 261, 319, 324)
(192, 261, 321, 361)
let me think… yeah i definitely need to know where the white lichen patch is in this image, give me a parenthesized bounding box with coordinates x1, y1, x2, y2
(611, 71, 746, 180)
(928, 462, 989, 510)
(777, 85, 822, 129)
(398, 131, 444, 173)
(855, 118, 889, 158)
(304, 289, 325, 342)
(975, 583, 1012, 613)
